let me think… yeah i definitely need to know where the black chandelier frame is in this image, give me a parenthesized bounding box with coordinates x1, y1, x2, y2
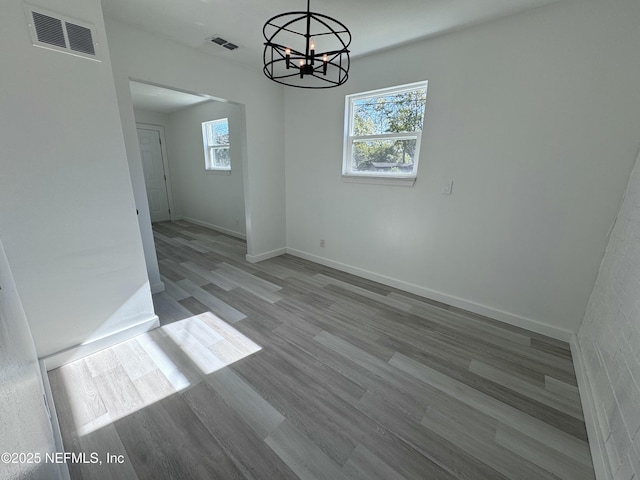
(263, 0, 351, 89)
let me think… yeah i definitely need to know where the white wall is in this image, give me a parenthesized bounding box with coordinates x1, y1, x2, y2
(111, 78, 165, 296)
(0, 239, 62, 480)
(284, 0, 640, 339)
(0, 0, 157, 358)
(575, 148, 640, 480)
(132, 102, 247, 238)
(166, 101, 247, 238)
(106, 19, 286, 261)
(133, 108, 170, 127)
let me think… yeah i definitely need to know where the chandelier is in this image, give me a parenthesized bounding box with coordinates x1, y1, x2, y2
(263, 0, 351, 89)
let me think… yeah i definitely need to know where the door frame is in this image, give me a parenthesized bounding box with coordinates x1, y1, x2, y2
(136, 123, 175, 222)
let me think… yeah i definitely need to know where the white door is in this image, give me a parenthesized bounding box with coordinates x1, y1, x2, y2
(137, 128, 171, 222)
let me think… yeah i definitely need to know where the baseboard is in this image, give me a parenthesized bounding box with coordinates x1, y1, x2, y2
(285, 248, 573, 342)
(40, 316, 160, 371)
(570, 336, 612, 480)
(182, 216, 246, 240)
(39, 360, 71, 480)
(246, 247, 287, 264)
(150, 281, 165, 294)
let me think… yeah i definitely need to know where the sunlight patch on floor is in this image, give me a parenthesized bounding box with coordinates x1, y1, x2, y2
(54, 312, 261, 437)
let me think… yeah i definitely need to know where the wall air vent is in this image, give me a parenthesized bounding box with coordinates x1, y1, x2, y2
(31, 11, 66, 48)
(65, 22, 95, 55)
(206, 34, 240, 51)
(25, 4, 100, 60)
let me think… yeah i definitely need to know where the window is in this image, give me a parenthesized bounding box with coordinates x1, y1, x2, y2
(202, 118, 230, 171)
(343, 81, 427, 185)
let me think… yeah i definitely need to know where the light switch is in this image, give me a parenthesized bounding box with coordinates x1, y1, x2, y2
(441, 180, 453, 195)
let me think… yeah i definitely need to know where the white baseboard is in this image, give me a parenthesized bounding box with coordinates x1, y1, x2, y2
(182, 217, 246, 240)
(285, 248, 573, 342)
(150, 281, 165, 294)
(246, 247, 287, 264)
(39, 360, 71, 480)
(570, 336, 612, 480)
(40, 316, 160, 371)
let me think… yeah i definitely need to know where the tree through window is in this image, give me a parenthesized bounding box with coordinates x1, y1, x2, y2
(343, 82, 427, 183)
(202, 118, 230, 171)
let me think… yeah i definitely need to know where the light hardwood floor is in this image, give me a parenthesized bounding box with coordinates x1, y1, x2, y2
(49, 220, 595, 480)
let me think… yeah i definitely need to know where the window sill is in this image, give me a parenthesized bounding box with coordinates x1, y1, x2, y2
(341, 175, 416, 187)
(205, 169, 231, 176)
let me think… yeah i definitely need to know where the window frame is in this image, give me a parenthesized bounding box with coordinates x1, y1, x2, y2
(202, 118, 231, 172)
(342, 81, 428, 186)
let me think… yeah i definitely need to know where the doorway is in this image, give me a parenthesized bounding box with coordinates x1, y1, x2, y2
(137, 125, 172, 223)
(129, 80, 248, 243)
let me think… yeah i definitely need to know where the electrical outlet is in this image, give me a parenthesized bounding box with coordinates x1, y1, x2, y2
(320, 239, 325, 248)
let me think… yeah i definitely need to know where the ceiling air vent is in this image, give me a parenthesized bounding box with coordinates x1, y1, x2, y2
(207, 35, 240, 51)
(25, 4, 100, 60)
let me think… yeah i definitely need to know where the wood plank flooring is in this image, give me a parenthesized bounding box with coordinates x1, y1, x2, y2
(49, 220, 595, 480)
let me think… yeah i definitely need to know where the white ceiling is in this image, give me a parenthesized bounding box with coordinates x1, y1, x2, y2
(124, 0, 563, 112)
(103, 0, 562, 71)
